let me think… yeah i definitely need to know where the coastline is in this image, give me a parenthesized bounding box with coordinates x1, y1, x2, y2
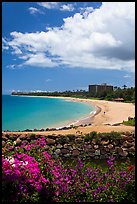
(30, 95, 134, 127)
(11, 95, 100, 129)
(52, 97, 135, 129)
(9, 95, 135, 134)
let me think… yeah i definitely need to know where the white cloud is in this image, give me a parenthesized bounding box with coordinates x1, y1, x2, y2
(45, 78, 52, 82)
(123, 74, 131, 78)
(35, 90, 46, 92)
(38, 2, 75, 12)
(60, 4, 75, 11)
(4, 2, 135, 72)
(23, 53, 58, 68)
(2, 37, 9, 50)
(28, 7, 43, 15)
(6, 64, 16, 69)
(80, 6, 94, 17)
(12, 47, 22, 55)
(37, 2, 59, 9)
(7, 64, 24, 70)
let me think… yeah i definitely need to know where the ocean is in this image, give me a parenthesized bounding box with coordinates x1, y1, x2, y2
(2, 95, 95, 131)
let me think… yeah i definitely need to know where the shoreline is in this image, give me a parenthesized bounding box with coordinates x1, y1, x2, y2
(11, 95, 101, 129)
(66, 105, 101, 128)
(4, 95, 135, 133)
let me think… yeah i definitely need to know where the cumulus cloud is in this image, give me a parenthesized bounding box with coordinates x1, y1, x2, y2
(38, 2, 75, 11)
(37, 2, 59, 9)
(79, 6, 94, 17)
(28, 7, 43, 15)
(23, 53, 59, 68)
(2, 37, 9, 50)
(3, 2, 135, 72)
(60, 4, 75, 11)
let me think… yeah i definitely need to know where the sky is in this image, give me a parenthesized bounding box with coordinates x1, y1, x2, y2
(2, 2, 135, 94)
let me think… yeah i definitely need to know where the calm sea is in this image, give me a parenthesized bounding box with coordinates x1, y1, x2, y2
(2, 95, 95, 131)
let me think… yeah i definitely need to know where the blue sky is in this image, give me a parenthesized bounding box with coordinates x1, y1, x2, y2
(2, 2, 135, 94)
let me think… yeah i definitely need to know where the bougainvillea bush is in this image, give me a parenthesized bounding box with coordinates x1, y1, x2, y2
(2, 137, 135, 202)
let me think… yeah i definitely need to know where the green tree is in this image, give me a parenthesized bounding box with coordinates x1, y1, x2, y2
(122, 85, 127, 90)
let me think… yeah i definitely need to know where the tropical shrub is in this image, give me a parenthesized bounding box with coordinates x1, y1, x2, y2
(123, 118, 135, 126)
(2, 137, 135, 202)
(67, 134, 76, 141)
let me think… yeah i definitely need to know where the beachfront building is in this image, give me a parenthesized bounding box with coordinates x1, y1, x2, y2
(89, 83, 113, 96)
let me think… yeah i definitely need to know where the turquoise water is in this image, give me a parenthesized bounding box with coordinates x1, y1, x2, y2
(2, 95, 95, 131)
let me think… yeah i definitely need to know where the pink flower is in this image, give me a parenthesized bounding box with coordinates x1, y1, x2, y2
(85, 182, 89, 187)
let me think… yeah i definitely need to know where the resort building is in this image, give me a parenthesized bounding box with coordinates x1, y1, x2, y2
(89, 83, 113, 95)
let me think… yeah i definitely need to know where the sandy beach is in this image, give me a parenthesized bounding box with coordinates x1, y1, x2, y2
(4, 96, 135, 134)
(42, 96, 135, 126)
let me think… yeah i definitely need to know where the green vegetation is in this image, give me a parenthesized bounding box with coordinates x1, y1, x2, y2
(67, 134, 76, 141)
(28, 133, 36, 137)
(84, 131, 122, 142)
(57, 136, 69, 144)
(2, 136, 135, 202)
(84, 131, 98, 142)
(12, 86, 135, 103)
(98, 131, 121, 140)
(122, 118, 135, 126)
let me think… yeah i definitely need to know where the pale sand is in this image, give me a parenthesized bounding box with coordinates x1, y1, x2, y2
(4, 125, 134, 136)
(43, 96, 135, 126)
(3, 96, 135, 135)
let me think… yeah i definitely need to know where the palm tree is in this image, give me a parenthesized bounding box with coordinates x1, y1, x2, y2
(122, 85, 127, 89)
(113, 86, 118, 91)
